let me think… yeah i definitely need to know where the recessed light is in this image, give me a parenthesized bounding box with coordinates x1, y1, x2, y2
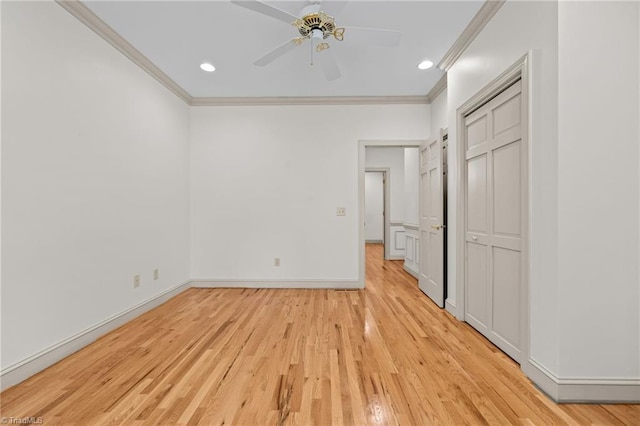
(417, 60, 434, 70)
(200, 62, 216, 72)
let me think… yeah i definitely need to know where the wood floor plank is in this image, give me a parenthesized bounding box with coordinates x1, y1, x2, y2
(1, 244, 638, 425)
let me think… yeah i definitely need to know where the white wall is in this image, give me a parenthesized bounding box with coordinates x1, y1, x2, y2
(0, 0, 4, 373)
(447, 0, 560, 374)
(448, 0, 640, 391)
(403, 148, 420, 276)
(557, 1, 639, 379)
(403, 148, 420, 226)
(430, 88, 448, 138)
(366, 147, 405, 222)
(190, 105, 429, 281)
(364, 172, 384, 241)
(1, 1, 190, 370)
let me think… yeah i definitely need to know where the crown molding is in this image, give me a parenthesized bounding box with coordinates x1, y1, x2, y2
(190, 95, 429, 106)
(56, 0, 193, 104)
(437, 0, 505, 71)
(426, 74, 447, 103)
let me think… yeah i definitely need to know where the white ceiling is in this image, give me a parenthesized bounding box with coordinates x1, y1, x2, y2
(83, 0, 484, 98)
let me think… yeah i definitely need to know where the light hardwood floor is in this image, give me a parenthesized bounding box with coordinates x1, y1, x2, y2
(1, 244, 638, 425)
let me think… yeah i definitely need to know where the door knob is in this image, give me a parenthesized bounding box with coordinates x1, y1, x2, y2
(431, 224, 444, 230)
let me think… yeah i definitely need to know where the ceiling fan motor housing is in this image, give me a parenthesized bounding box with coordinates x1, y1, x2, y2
(294, 4, 336, 40)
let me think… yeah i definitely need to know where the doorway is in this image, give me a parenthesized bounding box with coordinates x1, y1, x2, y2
(358, 140, 426, 287)
(364, 170, 389, 258)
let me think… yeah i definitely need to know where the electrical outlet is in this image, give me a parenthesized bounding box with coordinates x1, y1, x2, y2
(133, 274, 141, 288)
(274, 257, 280, 267)
(337, 207, 346, 216)
(153, 268, 159, 280)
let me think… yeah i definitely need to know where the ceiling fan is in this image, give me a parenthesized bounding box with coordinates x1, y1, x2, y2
(230, 0, 402, 81)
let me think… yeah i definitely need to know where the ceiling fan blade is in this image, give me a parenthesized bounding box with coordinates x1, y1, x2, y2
(341, 26, 402, 47)
(254, 39, 299, 66)
(319, 49, 341, 81)
(230, 0, 299, 24)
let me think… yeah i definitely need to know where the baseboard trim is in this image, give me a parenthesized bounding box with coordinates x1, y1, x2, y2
(445, 299, 457, 316)
(557, 380, 640, 403)
(190, 279, 362, 290)
(365, 239, 383, 244)
(525, 358, 640, 403)
(388, 256, 405, 261)
(524, 359, 560, 401)
(403, 265, 419, 279)
(0, 280, 191, 391)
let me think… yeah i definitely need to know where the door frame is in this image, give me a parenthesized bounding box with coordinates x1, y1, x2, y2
(358, 139, 426, 287)
(441, 128, 450, 309)
(455, 54, 531, 366)
(365, 168, 391, 259)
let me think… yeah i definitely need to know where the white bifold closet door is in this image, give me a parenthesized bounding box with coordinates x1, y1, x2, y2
(464, 80, 525, 363)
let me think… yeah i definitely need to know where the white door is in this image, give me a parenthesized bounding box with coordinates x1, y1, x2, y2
(464, 80, 525, 362)
(364, 172, 384, 242)
(419, 138, 444, 307)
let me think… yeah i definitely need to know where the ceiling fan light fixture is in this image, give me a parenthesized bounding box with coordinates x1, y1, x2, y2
(294, 10, 343, 42)
(200, 62, 216, 72)
(417, 59, 434, 70)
